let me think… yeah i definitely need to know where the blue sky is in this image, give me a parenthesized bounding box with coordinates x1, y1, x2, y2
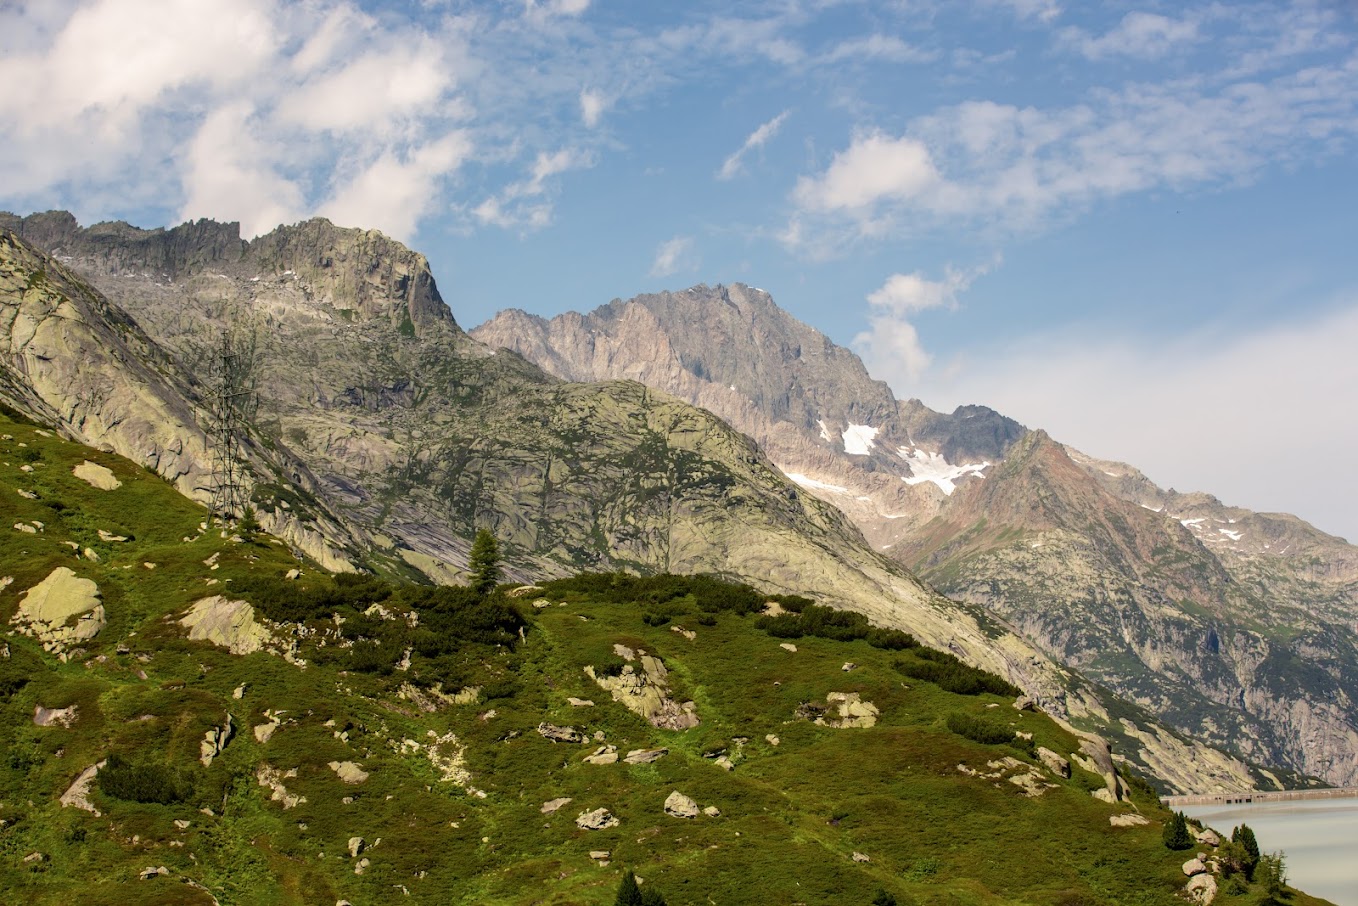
(2, 0, 1356, 540)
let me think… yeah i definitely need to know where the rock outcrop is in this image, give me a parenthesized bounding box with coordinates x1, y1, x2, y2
(11, 567, 105, 655)
(179, 597, 272, 655)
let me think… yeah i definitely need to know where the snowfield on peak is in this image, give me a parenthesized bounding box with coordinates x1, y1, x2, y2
(842, 424, 878, 455)
(897, 447, 989, 495)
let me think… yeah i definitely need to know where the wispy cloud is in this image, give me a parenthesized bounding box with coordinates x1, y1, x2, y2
(718, 111, 790, 180)
(819, 34, 938, 65)
(785, 55, 1358, 253)
(579, 89, 607, 127)
(852, 265, 990, 384)
(650, 236, 695, 278)
(1061, 11, 1199, 60)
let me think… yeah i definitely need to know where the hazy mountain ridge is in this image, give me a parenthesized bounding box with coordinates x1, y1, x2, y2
(473, 284, 1358, 787)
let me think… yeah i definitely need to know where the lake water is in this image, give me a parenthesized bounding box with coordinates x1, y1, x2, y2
(1182, 798, 1358, 906)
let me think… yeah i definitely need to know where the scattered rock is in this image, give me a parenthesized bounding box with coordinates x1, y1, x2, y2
(1186, 872, 1218, 905)
(179, 596, 272, 656)
(174, 819, 191, 830)
(348, 836, 365, 858)
(257, 765, 306, 809)
(60, 761, 105, 815)
(33, 704, 78, 728)
(200, 714, 234, 767)
(284, 568, 301, 580)
(139, 866, 169, 880)
(97, 530, 128, 542)
(670, 625, 696, 641)
(537, 722, 587, 744)
(22, 851, 47, 864)
(233, 683, 247, 700)
(841, 662, 856, 672)
(73, 461, 121, 490)
(1182, 857, 1207, 877)
(540, 797, 572, 814)
(1013, 695, 1037, 711)
(1109, 814, 1150, 827)
(589, 850, 611, 861)
(586, 651, 700, 730)
(852, 852, 871, 863)
(255, 715, 282, 743)
(813, 692, 879, 729)
(506, 585, 545, 598)
(664, 791, 699, 818)
(623, 747, 667, 765)
(779, 643, 797, 652)
(14, 522, 36, 534)
(702, 806, 721, 817)
(575, 808, 619, 830)
(1193, 827, 1222, 847)
(1037, 746, 1071, 779)
(583, 746, 618, 765)
(765, 734, 780, 746)
(714, 755, 735, 772)
(330, 761, 369, 784)
(82, 548, 99, 562)
(16, 488, 37, 499)
(567, 697, 595, 707)
(11, 567, 105, 654)
(354, 857, 370, 875)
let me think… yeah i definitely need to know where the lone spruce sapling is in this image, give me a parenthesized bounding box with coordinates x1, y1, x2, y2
(1162, 810, 1192, 850)
(469, 528, 502, 597)
(1232, 823, 1261, 879)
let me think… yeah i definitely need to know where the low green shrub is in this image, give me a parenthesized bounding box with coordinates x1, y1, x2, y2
(97, 754, 193, 804)
(946, 711, 1014, 746)
(895, 650, 1020, 696)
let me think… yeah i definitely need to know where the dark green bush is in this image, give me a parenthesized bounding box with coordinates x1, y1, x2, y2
(946, 711, 1015, 746)
(595, 655, 627, 678)
(1162, 811, 1192, 850)
(895, 650, 1020, 696)
(641, 611, 671, 627)
(97, 754, 192, 804)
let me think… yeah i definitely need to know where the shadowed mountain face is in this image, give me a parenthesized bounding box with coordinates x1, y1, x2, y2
(474, 284, 1358, 787)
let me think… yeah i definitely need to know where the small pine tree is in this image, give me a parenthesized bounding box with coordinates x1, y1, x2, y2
(616, 870, 642, 906)
(1232, 823, 1260, 878)
(1257, 852, 1287, 905)
(1162, 810, 1192, 850)
(468, 528, 501, 597)
(639, 888, 667, 906)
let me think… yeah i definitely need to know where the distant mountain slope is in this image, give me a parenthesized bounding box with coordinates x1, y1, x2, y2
(473, 284, 1358, 787)
(5, 409, 1324, 905)
(2, 213, 1277, 794)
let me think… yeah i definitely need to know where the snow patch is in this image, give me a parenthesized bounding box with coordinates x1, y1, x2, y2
(896, 447, 989, 495)
(784, 473, 849, 494)
(1179, 518, 1205, 528)
(1218, 528, 1243, 541)
(842, 424, 878, 455)
(1140, 504, 1163, 513)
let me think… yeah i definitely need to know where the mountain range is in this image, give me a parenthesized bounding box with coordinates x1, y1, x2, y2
(3, 211, 1346, 796)
(473, 284, 1358, 789)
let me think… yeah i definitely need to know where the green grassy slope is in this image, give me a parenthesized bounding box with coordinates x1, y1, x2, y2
(0, 410, 1330, 905)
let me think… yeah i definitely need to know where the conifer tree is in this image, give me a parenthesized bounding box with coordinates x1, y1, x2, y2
(1232, 823, 1261, 878)
(468, 528, 501, 597)
(1162, 810, 1192, 850)
(615, 870, 642, 906)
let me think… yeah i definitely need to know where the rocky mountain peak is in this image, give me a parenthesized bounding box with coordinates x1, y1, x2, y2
(0, 211, 457, 338)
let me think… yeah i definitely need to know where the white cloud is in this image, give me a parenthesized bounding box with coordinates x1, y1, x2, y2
(524, 0, 590, 22)
(718, 110, 790, 180)
(853, 267, 985, 384)
(277, 44, 455, 134)
(982, 0, 1061, 24)
(792, 131, 939, 212)
(649, 236, 694, 278)
(319, 132, 473, 242)
(913, 302, 1358, 543)
(1063, 12, 1199, 60)
(787, 55, 1358, 250)
(178, 102, 304, 238)
(580, 89, 607, 127)
(819, 34, 938, 65)
(472, 147, 594, 231)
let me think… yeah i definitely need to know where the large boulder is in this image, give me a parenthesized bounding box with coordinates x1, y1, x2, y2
(180, 596, 271, 655)
(1037, 746, 1071, 779)
(11, 567, 105, 654)
(575, 808, 619, 830)
(664, 791, 699, 818)
(72, 460, 121, 490)
(537, 722, 587, 744)
(1186, 873, 1218, 905)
